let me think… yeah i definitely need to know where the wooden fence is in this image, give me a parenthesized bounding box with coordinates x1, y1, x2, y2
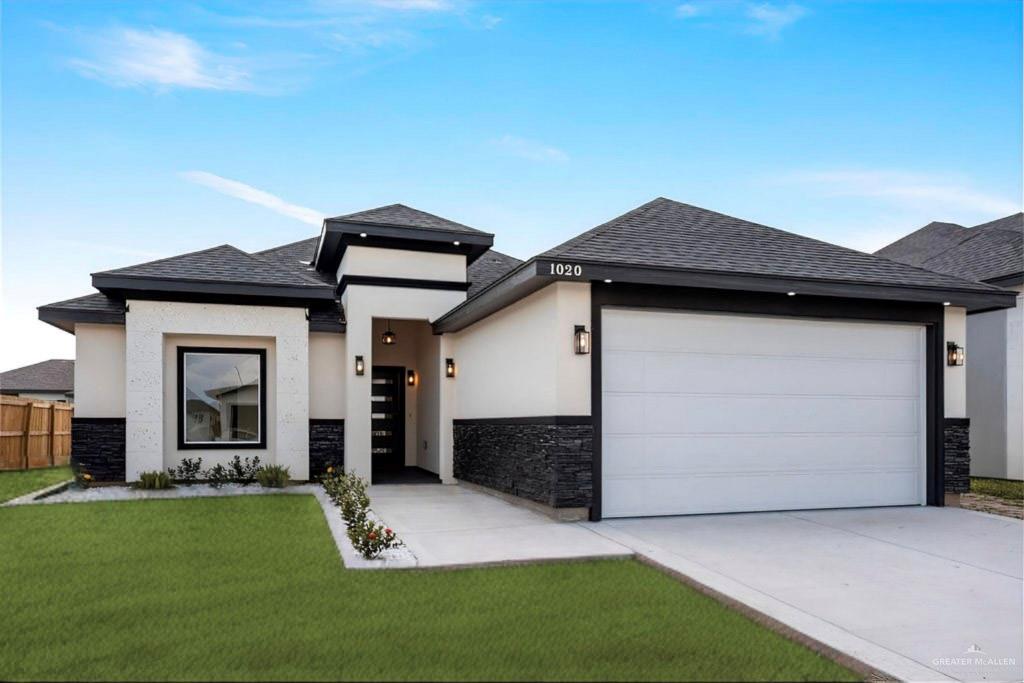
(0, 396, 73, 470)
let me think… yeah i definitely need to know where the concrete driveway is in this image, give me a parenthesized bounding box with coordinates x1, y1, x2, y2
(367, 484, 629, 568)
(593, 507, 1023, 682)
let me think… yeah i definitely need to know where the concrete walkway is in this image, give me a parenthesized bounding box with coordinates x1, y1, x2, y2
(592, 507, 1024, 682)
(366, 484, 629, 568)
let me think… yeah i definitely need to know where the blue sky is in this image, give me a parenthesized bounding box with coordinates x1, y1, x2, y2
(2, 0, 1021, 370)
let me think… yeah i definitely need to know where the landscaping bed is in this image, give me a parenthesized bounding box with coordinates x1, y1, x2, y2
(963, 477, 1024, 519)
(0, 495, 858, 682)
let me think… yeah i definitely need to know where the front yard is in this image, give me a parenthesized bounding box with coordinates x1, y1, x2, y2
(0, 494, 857, 682)
(0, 465, 71, 503)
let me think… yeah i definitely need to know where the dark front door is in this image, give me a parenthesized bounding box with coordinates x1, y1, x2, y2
(371, 366, 405, 479)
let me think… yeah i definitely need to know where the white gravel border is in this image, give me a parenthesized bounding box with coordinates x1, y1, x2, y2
(2, 480, 417, 570)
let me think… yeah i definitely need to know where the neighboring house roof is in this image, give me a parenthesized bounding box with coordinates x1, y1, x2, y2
(467, 249, 523, 297)
(0, 359, 74, 394)
(876, 212, 1023, 284)
(332, 204, 490, 236)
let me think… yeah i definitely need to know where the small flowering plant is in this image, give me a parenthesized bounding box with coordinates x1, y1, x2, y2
(347, 519, 402, 560)
(75, 470, 94, 489)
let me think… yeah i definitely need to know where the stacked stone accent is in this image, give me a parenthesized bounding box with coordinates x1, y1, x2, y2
(71, 418, 126, 482)
(944, 418, 970, 494)
(309, 419, 344, 480)
(453, 420, 593, 509)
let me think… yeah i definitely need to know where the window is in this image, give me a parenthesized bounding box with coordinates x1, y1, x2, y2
(177, 347, 266, 449)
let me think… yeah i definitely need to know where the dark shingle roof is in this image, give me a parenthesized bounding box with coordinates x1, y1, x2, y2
(467, 249, 523, 297)
(1, 359, 74, 393)
(876, 213, 1023, 283)
(95, 244, 331, 289)
(253, 238, 336, 287)
(332, 204, 488, 235)
(542, 197, 1001, 293)
(40, 292, 125, 316)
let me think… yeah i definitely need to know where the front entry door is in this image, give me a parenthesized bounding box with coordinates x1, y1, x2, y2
(371, 366, 405, 479)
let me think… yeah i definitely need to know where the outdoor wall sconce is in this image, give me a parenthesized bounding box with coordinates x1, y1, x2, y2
(947, 342, 965, 367)
(355, 355, 365, 376)
(574, 325, 591, 355)
(445, 358, 456, 378)
(407, 369, 417, 386)
(381, 321, 396, 346)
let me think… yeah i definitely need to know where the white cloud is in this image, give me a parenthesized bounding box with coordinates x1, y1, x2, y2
(480, 15, 503, 29)
(781, 169, 1020, 217)
(675, 4, 704, 19)
(492, 135, 569, 164)
(745, 3, 807, 39)
(180, 171, 324, 225)
(70, 28, 252, 91)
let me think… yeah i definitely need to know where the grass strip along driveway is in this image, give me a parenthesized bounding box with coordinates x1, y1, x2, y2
(0, 466, 71, 504)
(1, 495, 857, 682)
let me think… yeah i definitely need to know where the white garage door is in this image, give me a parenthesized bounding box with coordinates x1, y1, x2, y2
(601, 309, 927, 518)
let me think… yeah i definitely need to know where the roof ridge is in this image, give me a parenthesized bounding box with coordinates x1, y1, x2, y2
(93, 243, 239, 276)
(252, 236, 318, 255)
(543, 198, 665, 256)
(246, 247, 329, 287)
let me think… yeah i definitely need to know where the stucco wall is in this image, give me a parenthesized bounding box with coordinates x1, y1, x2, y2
(1007, 289, 1023, 479)
(125, 300, 309, 481)
(338, 246, 467, 283)
(309, 333, 346, 419)
(451, 281, 591, 419)
(944, 306, 967, 419)
(75, 323, 126, 417)
(340, 284, 466, 480)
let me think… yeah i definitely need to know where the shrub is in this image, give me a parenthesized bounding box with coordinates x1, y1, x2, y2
(322, 469, 370, 529)
(227, 455, 261, 485)
(135, 471, 173, 490)
(256, 465, 290, 488)
(347, 519, 402, 559)
(168, 457, 203, 483)
(205, 464, 230, 489)
(74, 469, 94, 489)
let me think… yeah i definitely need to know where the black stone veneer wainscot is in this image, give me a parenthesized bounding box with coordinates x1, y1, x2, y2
(453, 418, 593, 509)
(944, 418, 970, 494)
(71, 418, 126, 482)
(309, 419, 344, 480)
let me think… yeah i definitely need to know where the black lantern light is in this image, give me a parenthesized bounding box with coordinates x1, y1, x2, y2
(407, 369, 416, 386)
(381, 320, 396, 346)
(946, 342, 965, 367)
(574, 325, 591, 355)
(445, 358, 456, 378)
(355, 355, 365, 376)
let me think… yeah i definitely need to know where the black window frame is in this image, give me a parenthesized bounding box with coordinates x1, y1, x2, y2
(177, 346, 268, 450)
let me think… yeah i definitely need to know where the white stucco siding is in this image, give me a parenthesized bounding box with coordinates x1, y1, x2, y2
(451, 282, 591, 419)
(338, 246, 467, 283)
(309, 333, 346, 419)
(1007, 289, 1023, 479)
(944, 306, 967, 419)
(74, 323, 126, 417)
(125, 301, 308, 481)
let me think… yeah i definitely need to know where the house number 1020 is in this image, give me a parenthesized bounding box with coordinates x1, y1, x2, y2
(549, 263, 583, 276)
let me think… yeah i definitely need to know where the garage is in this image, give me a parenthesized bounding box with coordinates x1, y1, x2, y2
(600, 308, 927, 518)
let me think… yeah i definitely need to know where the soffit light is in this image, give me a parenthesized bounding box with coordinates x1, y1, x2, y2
(942, 301, 951, 306)
(359, 232, 368, 238)
(787, 291, 796, 297)
(453, 240, 461, 246)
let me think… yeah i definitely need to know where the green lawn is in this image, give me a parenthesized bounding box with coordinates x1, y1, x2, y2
(970, 477, 1024, 503)
(0, 495, 858, 682)
(0, 466, 72, 503)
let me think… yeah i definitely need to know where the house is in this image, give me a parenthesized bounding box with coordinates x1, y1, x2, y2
(39, 198, 1017, 518)
(877, 213, 1023, 481)
(0, 359, 74, 402)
